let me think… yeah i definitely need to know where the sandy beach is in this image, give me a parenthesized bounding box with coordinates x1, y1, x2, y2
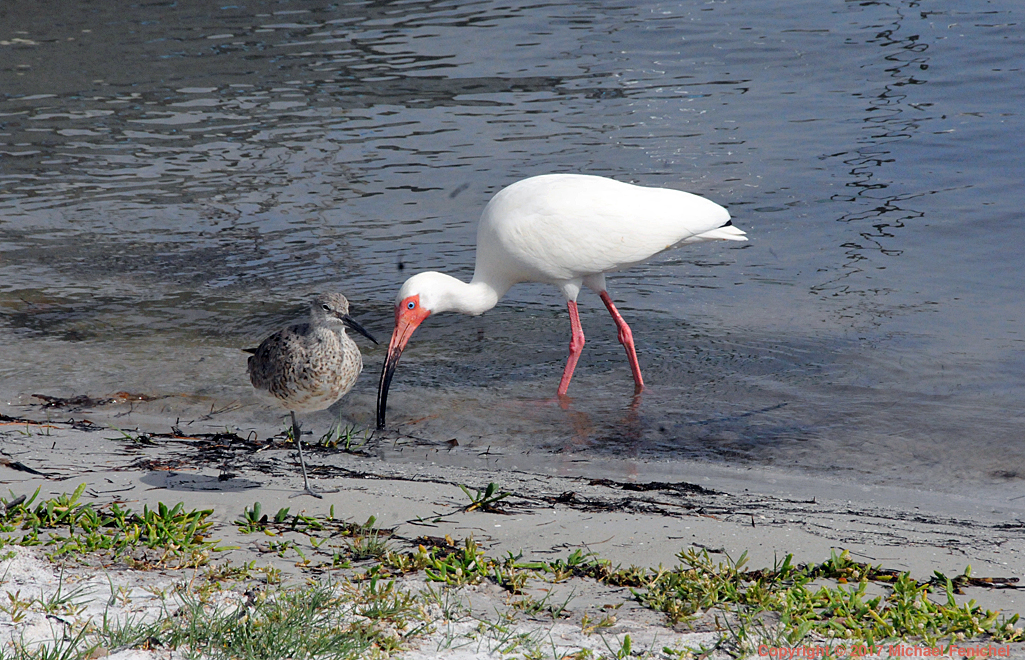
(2, 397, 1023, 658)
(4, 0, 1025, 656)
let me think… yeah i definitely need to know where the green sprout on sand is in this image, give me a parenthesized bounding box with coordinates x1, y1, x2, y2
(459, 482, 511, 512)
(0, 485, 225, 568)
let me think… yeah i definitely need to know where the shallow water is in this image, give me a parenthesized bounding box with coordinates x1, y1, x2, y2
(1, 0, 1023, 496)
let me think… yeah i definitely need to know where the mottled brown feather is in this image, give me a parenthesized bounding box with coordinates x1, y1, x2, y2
(247, 294, 365, 413)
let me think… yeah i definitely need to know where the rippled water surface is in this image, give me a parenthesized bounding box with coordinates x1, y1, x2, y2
(2, 0, 1023, 495)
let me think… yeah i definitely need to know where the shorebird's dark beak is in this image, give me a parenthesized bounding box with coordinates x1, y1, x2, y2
(377, 295, 429, 429)
(342, 315, 378, 344)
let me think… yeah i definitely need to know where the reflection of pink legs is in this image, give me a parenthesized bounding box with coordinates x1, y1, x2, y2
(557, 300, 585, 396)
(599, 291, 645, 393)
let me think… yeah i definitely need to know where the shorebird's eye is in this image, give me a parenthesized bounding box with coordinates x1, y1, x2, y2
(407, 301, 416, 310)
(322, 304, 330, 311)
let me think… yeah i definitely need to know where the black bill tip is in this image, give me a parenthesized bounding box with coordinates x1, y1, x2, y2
(376, 352, 399, 430)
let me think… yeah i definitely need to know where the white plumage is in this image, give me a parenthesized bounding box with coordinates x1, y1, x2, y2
(475, 174, 742, 292)
(377, 173, 747, 428)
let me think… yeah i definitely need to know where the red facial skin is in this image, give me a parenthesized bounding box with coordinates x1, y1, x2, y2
(376, 294, 431, 429)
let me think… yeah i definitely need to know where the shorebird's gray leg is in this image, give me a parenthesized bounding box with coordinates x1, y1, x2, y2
(291, 411, 322, 499)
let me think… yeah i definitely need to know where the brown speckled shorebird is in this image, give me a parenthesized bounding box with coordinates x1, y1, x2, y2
(247, 293, 377, 498)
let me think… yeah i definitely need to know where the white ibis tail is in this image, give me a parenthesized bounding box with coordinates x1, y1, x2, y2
(247, 293, 377, 497)
(376, 173, 747, 429)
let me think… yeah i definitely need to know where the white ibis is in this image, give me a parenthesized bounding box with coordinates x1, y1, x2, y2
(376, 173, 747, 429)
(247, 293, 377, 498)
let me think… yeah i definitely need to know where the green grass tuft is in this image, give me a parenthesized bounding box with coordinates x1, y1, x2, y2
(1, 486, 225, 568)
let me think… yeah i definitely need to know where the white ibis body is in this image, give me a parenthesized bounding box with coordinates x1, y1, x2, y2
(376, 173, 747, 429)
(247, 293, 377, 497)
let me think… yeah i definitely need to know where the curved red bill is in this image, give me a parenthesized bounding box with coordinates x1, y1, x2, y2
(376, 295, 430, 429)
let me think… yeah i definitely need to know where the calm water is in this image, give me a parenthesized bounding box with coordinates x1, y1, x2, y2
(1, 0, 1023, 495)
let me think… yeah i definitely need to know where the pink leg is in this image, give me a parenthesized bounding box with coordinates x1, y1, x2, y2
(557, 300, 585, 396)
(599, 291, 645, 393)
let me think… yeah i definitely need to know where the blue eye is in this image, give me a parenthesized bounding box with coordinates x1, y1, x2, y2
(407, 301, 416, 310)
